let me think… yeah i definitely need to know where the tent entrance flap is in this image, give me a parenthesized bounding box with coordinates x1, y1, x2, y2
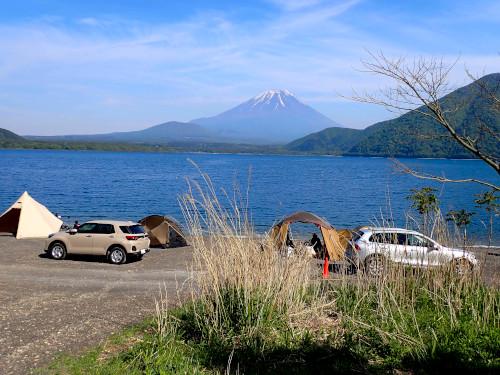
(0, 208, 21, 234)
(270, 223, 289, 249)
(321, 227, 344, 260)
(271, 211, 346, 260)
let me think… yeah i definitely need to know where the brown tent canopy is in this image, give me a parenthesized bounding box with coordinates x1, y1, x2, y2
(139, 215, 187, 248)
(274, 211, 333, 229)
(270, 211, 345, 260)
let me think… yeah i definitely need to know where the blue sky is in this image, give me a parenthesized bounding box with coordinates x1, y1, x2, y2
(1, 0, 499, 136)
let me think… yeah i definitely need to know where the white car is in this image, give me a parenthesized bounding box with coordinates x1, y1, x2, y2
(345, 227, 477, 276)
(44, 220, 150, 264)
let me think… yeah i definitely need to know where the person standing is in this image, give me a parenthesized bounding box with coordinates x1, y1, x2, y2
(310, 233, 322, 253)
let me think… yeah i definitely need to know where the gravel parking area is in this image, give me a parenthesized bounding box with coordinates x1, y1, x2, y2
(0, 234, 195, 374)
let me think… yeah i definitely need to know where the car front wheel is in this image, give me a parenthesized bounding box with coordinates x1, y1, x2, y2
(365, 254, 387, 277)
(108, 247, 126, 265)
(49, 242, 67, 260)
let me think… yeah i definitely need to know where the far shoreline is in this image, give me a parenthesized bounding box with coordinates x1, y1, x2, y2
(0, 146, 488, 161)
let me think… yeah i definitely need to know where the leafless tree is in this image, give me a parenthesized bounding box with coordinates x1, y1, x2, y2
(349, 51, 499, 191)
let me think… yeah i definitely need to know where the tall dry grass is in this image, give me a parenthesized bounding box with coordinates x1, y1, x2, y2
(164, 166, 499, 371)
(178, 165, 332, 352)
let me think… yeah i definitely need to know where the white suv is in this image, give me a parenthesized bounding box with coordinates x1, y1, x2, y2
(45, 220, 150, 264)
(345, 227, 477, 276)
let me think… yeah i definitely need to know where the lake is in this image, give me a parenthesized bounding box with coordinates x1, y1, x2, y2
(0, 149, 498, 245)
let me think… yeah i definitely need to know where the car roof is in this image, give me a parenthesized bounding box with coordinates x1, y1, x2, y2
(83, 220, 141, 226)
(358, 227, 422, 235)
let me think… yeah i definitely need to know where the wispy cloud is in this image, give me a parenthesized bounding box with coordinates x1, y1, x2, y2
(265, 0, 321, 11)
(265, 0, 356, 12)
(77, 17, 100, 26)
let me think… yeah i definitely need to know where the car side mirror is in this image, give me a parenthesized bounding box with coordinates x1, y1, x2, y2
(69, 229, 78, 234)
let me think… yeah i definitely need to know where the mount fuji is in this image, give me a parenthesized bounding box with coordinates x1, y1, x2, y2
(190, 90, 343, 143)
(24, 90, 342, 146)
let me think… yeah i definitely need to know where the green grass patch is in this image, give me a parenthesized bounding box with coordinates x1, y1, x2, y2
(38, 274, 500, 374)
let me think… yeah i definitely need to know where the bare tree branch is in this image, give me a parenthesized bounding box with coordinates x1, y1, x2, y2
(392, 158, 499, 191)
(465, 67, 500, 110)
(347, 51, 500, 177)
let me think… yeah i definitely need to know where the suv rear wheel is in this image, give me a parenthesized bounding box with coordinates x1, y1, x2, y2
(108, 247, 126, 265)
(365, 254, 387, 277)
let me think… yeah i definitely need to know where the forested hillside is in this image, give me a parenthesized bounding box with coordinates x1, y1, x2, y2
(286, 73, 500, 158)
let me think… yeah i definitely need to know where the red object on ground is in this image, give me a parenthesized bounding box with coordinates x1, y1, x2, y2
(323, 257, 329, 278)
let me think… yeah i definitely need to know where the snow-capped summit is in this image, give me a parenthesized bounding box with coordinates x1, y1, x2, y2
(250, 90, 304, 109)
(190, 90, 343, 144)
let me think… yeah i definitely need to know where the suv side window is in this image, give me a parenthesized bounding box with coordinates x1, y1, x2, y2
(97, 224, 115, 234)
(397, 233, 409, 245)
(369, 233, 382, 243)
(78, 223, 99, 233)
(370, 232, 398, 244)
(408, 234, 431, 247)
(120, 226, 131, 234)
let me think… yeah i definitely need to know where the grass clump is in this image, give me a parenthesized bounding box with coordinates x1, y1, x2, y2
(333, 270, 500, 372)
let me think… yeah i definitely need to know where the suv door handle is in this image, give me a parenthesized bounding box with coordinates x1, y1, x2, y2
(86, 235, 92, 237)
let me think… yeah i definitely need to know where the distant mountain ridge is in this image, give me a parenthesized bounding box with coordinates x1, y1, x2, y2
(285, 124, 384, 154)
(285, 73, 500, 158)
(0, 128, 25, 141)
(25, 121, 215, 143)
(190, 90, 343, 143)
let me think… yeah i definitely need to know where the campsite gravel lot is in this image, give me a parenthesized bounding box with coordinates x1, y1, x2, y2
(0, 234, 499, 374)
(0, 234, 195, 375)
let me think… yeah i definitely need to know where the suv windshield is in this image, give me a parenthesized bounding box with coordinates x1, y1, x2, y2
(120, 225, 146, 234)
(350, 231, 363, 243)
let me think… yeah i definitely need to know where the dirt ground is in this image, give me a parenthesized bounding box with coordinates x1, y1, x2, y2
(0, 234, 196, 375)
(0, 235, 498, 375)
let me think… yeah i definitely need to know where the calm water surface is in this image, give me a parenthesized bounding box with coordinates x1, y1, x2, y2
(0, 150, 498, 245)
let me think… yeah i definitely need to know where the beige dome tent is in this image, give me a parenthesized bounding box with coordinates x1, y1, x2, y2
(270, 211, 345, 260)
(0, 191, 63, 239)
(139, 215, 187, 248)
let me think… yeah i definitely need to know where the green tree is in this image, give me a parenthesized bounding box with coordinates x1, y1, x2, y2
(474, 190, 500, 247)
(446, 209, 476, 246)
(405, 186, 440, 234)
